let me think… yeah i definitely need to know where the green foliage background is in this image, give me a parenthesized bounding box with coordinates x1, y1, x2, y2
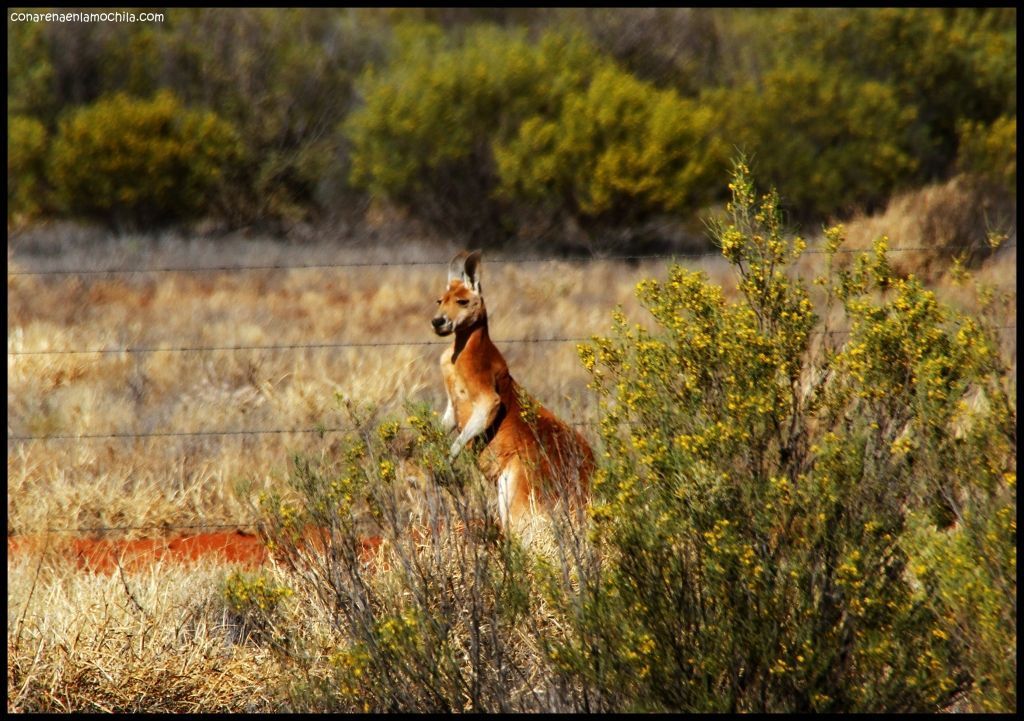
(6, 8, 1016, 237)
(48, 91, 243, 227)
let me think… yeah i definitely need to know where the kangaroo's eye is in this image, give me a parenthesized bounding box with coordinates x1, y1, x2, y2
(456, 299, 470, 306)
(436, 299, 442, 305)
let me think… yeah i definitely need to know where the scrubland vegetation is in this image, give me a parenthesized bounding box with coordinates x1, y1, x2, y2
(7, 8, 1016, 241)
(7, 7, 1016, 714)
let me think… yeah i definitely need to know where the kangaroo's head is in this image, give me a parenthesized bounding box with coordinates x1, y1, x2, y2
(432, 250, 485, 336)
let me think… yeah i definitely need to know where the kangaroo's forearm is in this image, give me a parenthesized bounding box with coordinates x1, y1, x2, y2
(449, 399, 498, 459)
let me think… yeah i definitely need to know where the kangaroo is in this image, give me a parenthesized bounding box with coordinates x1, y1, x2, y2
(432, 250, 594, 529)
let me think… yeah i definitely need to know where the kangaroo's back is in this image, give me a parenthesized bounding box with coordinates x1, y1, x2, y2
(484, 371, 592, 506)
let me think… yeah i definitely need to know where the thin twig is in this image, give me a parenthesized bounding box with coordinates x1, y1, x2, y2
(116, 554, 148, 615)
(13, 533, 51, 658)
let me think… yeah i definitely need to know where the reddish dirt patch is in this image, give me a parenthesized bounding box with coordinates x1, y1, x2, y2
(6, 529, 387, 574)
(72, 531, 270, 572)
(6, 531, 268, 573)
(6, 521, 492, 574)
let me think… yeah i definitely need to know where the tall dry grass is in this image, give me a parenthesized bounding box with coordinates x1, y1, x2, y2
(7, 551, 281, 712)
(7, 232, 740, 535)
(835, 174, 1016, 282)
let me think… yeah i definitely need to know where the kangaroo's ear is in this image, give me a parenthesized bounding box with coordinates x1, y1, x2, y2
(448, 250, 483, 293)
(463, 250, 482, 293)
(447, 251, 469, 284)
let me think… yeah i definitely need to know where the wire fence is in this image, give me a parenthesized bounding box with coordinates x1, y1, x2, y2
(7, 417, 610, 443)
(4, 332, 862, 357)
(7, 324, 1017, 358)
(7, 246, 1017, 539)
(6, 325, 1016, 443)
(7, 336, 588, 357)
(7, 426, 355, 442)
(6, 242, 1015, 277)
(7, 242, 1013, 358)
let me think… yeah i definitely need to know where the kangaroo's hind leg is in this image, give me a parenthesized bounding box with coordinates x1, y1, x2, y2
(495, 457, 536, 530)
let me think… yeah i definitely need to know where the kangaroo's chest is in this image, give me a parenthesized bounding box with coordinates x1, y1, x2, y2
(442, 360, 482, 428)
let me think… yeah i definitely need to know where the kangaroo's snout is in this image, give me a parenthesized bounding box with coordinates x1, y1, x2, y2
(432, 314, 453, 336)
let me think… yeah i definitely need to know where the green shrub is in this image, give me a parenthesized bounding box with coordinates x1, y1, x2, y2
(495, 65, 726, 225)
(48, 91, 244, 227)
(904, 484, 1016, 712)
(8, 9, 382, 227)
(6, 21, 57, 122)
(755, 8, 1017, 181)
(345, 23, 600, 238)
(7, 114, 50, 222)
(257, 404, 549, 712)
(347, 21, 727, 236)
(956, 115, 1016, 191)
(160, 8, 387, 225)
(569, 161, 1014, 710)
(7, 17, 166, 125)
(222, 570, 294, 646)
(708, 62, 919, 219)
(9, 9, 1015, 229)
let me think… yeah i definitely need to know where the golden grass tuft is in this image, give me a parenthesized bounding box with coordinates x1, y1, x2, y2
(837, 174, 1016, 281)
(6, 552, 281, 712)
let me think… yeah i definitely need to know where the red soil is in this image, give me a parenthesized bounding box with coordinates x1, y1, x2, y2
(7, 530, 270, 573)
(7, 521, 486, 575)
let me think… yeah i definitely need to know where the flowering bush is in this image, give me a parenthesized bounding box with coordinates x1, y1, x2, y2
(570, 160, 1015, 710)
(345, 24, 598, 237)
(49, 91, 243, 227)
(495, 65, 726, 224)
(222, 570, 294, 646)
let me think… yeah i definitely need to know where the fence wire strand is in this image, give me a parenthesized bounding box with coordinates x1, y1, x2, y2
(7, 242, 1015, 277)
(33, 522, 260, 535)
(7, 324, 1014, 443)
(7, 325, 1016, 359)
(7, 336, 588, 357)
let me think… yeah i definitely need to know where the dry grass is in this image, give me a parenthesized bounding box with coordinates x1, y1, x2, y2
(791, 176, 1016, 364)
(7, 231, 739, 534)
(6, 550, 281, 712)
(835, 174, 1016, 281)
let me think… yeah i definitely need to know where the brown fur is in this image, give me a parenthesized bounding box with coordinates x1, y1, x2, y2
(432, 251, 593, 528)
